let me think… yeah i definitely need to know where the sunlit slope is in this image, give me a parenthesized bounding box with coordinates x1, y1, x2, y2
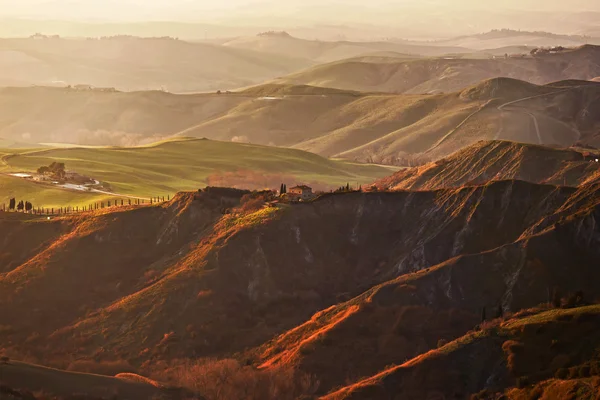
(2, 77, 598, 164)
(183, 78, 596, 162)
(376, 140, 600, 191)
(0, 138, 391, 207)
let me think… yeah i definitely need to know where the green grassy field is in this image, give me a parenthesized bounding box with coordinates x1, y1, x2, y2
(0, 138, 393, 208)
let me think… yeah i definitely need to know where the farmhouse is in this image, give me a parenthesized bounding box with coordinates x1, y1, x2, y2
(287, 185, 314, 201)
(73, 84, 93, 91)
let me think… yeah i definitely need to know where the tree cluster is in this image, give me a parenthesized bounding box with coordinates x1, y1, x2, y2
(335, 183, 354, 193)
(37, 162, 66, 179)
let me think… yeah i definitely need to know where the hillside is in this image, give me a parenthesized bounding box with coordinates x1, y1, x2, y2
(0, 138, 391, 207)
(275, 45, 600, 94)
(325, 305, 600, 399)
(376, 140, 600, 191)
(222, 32, 468, 63)
(2, 78, 599, 165)
(0, 36, 312, 93)
(0, 360, 175, 399)
(4, 143, 600, 397)
(0, 86, 252, 146)
(187, 78, 600, 163)
(1, 179, 600, 396)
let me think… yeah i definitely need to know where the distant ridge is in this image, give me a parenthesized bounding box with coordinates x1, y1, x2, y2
(275, 45, 600, 94)
(2, 76, 600, 163)
(238, 83, 361, 96)
(459, 77, 556, 101)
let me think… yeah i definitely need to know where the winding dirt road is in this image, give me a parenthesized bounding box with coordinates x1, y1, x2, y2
(495, 86, 583, 144)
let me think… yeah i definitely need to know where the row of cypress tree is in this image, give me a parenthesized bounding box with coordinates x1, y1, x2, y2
(7, 198, 33, 212)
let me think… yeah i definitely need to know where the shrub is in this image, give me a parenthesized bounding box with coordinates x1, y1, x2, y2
(568, 367, 579, 379)
(579, 364, 591, 378)
(239, 194, 266, 213)
(561, 291, 586, 309)
(502, 340, 525, 354)
(165, 359, 319, 400)
(528, 385, 543, 400)
(503, 340, 526, 375)
(555, 368, 569, 379)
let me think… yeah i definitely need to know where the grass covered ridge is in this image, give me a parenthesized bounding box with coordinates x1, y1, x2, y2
(0, 138, 392, 208)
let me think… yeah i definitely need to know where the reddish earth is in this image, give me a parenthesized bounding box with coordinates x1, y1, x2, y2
(4, 143, 600, 398)
(376, 140, 600, 191)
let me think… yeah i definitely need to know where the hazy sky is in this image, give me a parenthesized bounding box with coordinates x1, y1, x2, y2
(1, 0, 599, 39)
(1, 0, 599, 20)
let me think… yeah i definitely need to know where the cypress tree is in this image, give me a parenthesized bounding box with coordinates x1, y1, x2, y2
(496, 304, 503, 319)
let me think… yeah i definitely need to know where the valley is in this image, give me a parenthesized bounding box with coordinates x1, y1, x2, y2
(3, 7, 600, 399)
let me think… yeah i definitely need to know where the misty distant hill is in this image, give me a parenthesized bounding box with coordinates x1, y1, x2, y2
(275, 44, 600, 93)
(222, 32, 469, 63)
(433, 29, 600, 50)
(0, 36, 313, 92)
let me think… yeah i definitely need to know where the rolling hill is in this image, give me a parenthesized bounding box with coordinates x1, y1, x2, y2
(221, 32, 468, 63)
(275, 44, 600, 94)
(3, 78, 600, 165)
(0, 137, 392, 208)
(3, 142, 600, 397)
(432, 29, 600, 51)
(177, 78, 600, 163)
(0, 36, 313, 93)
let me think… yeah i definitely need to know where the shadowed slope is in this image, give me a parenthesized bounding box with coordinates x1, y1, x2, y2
(324, 304, 600, 400)
(0, 361, 175, 400)
(256, 182, 600, 394)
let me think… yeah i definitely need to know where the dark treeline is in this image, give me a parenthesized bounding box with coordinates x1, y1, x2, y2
(1, 195, 172, 216)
